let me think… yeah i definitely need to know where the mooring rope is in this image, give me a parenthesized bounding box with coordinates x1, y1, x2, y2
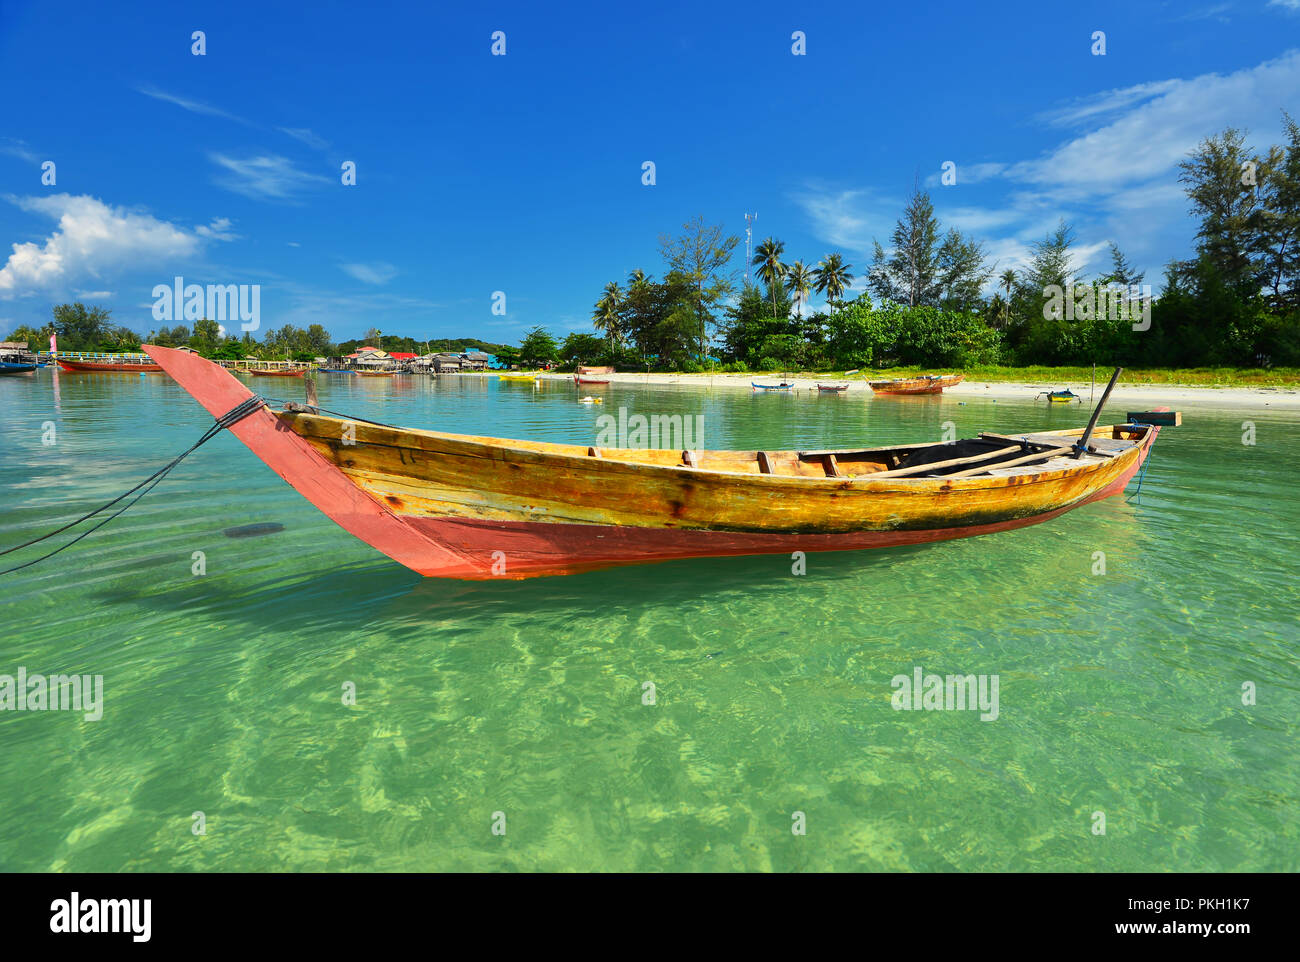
(0, 395, 267, 576)
(1126, 423, 1155, 505)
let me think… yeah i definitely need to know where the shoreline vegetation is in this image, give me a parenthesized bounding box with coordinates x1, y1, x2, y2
(6, 120, 1298, 393)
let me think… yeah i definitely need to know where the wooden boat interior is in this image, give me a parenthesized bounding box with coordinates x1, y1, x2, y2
(280, 406, 1155, 482)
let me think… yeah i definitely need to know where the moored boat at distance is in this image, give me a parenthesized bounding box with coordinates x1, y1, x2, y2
(752, 381, 794, 391)
(1037, 389, 1082, 403)
(355, 369, 398, 377)
(0, 342, 38, 375)
(248, 368, 306, 377)
(144, 346, 1176, 580)
(498, 372, 540, 382)
(57, 355, 163, 373)
(816, 383, 850, 392)
(868, 373, 964, 395)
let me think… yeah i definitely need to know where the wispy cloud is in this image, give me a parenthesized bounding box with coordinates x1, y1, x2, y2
(195, 216, 239, 241)
(923, 162, 1008, 188)
(1036, 80, 1182, 128)
(209, 153, 331, 202)
(0, 140, 41, 164)
(340, 262, 398, 285)
(279, 127, 330, 150)
(137, 86, 251, 125)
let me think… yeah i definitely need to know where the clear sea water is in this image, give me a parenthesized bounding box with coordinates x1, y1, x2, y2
(1, 369, 1297, 871)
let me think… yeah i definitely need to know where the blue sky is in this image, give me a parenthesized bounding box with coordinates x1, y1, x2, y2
(2, 0, 1298, 346)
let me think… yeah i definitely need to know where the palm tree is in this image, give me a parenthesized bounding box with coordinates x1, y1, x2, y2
(813, 253, 854, 316)
(592, 281, 623, 349)
(752, 237, 788, 317)
(786, 261, 813, 319)
(998, 268, 1017, 330)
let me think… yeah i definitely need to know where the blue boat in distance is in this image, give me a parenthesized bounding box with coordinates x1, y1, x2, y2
(0, 342, 38, 374)
(752, 381, 794, 391)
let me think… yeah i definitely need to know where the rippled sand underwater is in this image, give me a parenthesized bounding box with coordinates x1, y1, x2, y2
(1, 372, 1297, 870)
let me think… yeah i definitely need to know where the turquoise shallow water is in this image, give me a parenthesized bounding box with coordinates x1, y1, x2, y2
(1, 370, 1297, 871)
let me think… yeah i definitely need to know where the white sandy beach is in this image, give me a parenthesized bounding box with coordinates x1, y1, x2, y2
(473, 371, 1300, 410)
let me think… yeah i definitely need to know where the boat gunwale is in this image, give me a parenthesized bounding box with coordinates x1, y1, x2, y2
(280, 407, 1151, 491)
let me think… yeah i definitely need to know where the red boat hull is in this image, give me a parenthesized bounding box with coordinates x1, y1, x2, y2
(58, 359, 163, 373)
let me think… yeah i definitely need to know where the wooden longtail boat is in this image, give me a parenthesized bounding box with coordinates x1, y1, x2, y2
(57, 358, 163, 373)
(0, 361, 37, 375)
(355, 369, 398, 377)
(248, 368, 306, 377)
(752, 381, 794, 391)
(817, 383, 850, 393)
(143, 346, 1171, 580)
(498, 372, 540, 382)
(868, 374, 964, 395)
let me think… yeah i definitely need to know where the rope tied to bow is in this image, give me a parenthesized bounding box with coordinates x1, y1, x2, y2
(0, 395, 267, 576)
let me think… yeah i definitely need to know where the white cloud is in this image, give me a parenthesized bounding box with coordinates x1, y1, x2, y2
(0, 194, 200, 296)
(923, 162, 1008, 187)
(790, 187, 891, 253)
(209, 153, 330, 201)
(0, 140, 41, 164)
(340, 262, 398, 285)
(1036, 80, 1183, 128)
(137, 86, 250, 124)
(279, 127, 329, 150)
(195, 216, 239, 241)
(1269, 0, 1300, 11)
(75, 290, 115, 299)
(1007, 50, 1300, 189)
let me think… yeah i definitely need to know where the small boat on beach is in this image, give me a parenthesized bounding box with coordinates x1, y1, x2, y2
(752, 381, 794, 391)
(57, 356, 163, 373)
(868, 374, 964, 395)
(574, 365, 614, 385)
(144, 347, 1175, 580)
(816, 383, 850, 393)
(1037, 389, 1082, 404)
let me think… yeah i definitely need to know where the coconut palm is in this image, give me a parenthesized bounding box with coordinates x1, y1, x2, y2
(592, 281, 623, 348)
(752, 237, 788, 317)
(813, 253, 854, 316)
(785, 261, 814, 319)
(998, 268, 1017, 330)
